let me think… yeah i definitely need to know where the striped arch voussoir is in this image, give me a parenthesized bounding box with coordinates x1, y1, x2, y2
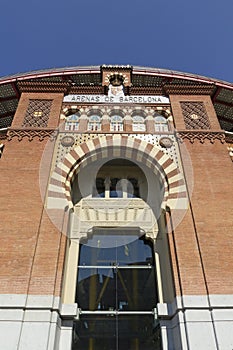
(47, 135, 187, 210)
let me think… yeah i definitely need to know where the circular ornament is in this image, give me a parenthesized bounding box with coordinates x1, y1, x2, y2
(159, 137, 173, 148)
(61, 135, 75, 147)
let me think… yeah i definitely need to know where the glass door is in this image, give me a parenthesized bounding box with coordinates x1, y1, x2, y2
(72, 229, 161, 350)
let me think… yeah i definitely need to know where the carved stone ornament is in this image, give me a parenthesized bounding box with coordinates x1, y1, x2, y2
(7, 128, 58, 142)
(159, 137, 174, 148)
(176, 131, 225, 144)
(61, 135, 75, 147)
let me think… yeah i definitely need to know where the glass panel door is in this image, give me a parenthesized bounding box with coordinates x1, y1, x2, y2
(73, 230, 161, 350)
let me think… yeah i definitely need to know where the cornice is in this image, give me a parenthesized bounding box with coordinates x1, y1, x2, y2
(129, 86, 163, 95)
(164, 84, 216, 95)
(17, 81, 70, 93)
(69, 86, 105, 95)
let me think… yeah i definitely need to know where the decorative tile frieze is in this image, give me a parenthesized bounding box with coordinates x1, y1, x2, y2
(7, 128, 57, 141)
(176, 131, 225, 144)
(180, 102, 211, 129)
(22, 99, 53, 127)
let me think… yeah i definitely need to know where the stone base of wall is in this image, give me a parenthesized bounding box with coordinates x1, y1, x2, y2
(1, 294, 233, 350)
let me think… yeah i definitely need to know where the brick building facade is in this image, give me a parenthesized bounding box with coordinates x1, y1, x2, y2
(0, 65, 233, 350)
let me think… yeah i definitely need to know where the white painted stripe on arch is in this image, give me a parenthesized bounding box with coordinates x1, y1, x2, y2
(57, 162, 70, 174)
(168, 197, 189, 209)
(85, 140, 97, 153)
(148, 147, 162, 160)
(47, 197, 68, 209)
(158, 154, 170, 167)
(65, 153, 78, 166)
(72, 147, 85, 160)
(169, 185, 187, 194)
(50, 171, 66, 182)
(48, 184, 65, 193)
(125, 137, 135, 148)
(165, 162, 177, 174)
(167, 173, 182, 184)
(136, 140, 147, 153)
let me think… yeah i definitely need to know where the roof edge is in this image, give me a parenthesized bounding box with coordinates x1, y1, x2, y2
(0, 65, 233, 90)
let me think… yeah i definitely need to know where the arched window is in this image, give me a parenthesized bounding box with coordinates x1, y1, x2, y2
(110, 115, 123, 131)
(88, 115, 101, 131)
(132, 115, 146, 132)
(93, 177, 105, 198)
(154, 114, 168, 132)
(127, 178, 140, 198)
(65, 113, 80, 131)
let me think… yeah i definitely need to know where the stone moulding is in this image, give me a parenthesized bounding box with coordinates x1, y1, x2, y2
(7, 128, 58, 141)
(176, 130, 225, 144)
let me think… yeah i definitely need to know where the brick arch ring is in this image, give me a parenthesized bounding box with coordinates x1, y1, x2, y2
(47, 135, 188, 211)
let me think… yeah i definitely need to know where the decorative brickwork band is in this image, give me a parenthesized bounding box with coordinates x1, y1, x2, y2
(180, 102, 211, 129)
(17, 81, 70, 93)
(7, 128, 57, 141)
(47, 135, 187, 210)
(22, 99, 53, 127)
(164, 84, 215, 95)
(176, 131, 225, 144)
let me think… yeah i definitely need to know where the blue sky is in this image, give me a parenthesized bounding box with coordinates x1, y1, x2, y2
(1, 0, 233, 82)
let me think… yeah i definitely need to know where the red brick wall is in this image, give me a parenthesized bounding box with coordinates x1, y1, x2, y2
(12, 92, 64, 128)
(181, 141, 233, 295)
(0, 92, 66, 296)
(170, 95, 221, 130)
(1, 90, 232, 299)
(169, 94, 233, 296)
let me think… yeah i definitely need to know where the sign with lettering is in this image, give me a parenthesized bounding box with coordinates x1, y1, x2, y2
(63, 94, 170, 104)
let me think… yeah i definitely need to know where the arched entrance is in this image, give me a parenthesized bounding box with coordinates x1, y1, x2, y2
(45, 135, 187, 350)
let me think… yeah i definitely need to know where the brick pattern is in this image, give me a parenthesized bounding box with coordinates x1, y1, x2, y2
(7, 129, 57, 141)
(180, 141, 233, 295)
(180, 102, 210, 129)
(176, 131, 225, 144)
(0, 138, 65, 295)
(22, 99, 52, 127)
(1, 88, 233, 301)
